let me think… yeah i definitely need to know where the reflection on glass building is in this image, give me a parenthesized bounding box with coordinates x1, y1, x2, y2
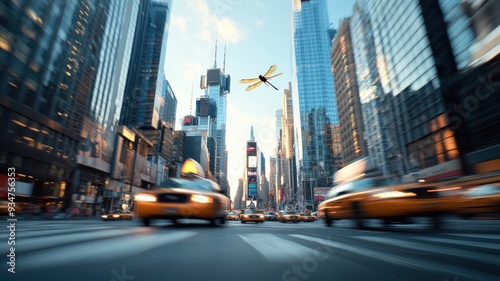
(292, 0, 340, 209)
(0, 0, 141, 210)
(350, 0, 499, 182)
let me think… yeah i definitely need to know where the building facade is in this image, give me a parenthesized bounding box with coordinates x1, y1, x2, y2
(331, 18, 367, 166)
(292, 0, 340, 210)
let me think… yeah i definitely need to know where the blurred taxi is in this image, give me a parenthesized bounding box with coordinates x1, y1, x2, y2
(240, 208, 265, 223)
(101, 209, 133, 221)
(264, 211, 277, 221)
(300, 212, 315, 222)
(319, 177, 459, 229)
(277, 210, 301, 223)
(225, 212, 239, 221)
(457, 183, 500, 219)
(133, 159, 231, 226)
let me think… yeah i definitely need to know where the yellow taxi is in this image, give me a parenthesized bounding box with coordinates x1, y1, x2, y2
(133, 159, 231, 226)
(456, 183, 500, 219)
(299, 212, 315, 222)
(239, 208, 265, 223)
(319, 177, 460, 229)
(277, 210, 301, 223)
(101, 209, 133, 221)
(225, 211, 239, 221)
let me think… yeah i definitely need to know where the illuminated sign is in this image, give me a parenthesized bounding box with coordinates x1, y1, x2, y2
(248, 183, 258, 198)
(248, 156, 257, 168)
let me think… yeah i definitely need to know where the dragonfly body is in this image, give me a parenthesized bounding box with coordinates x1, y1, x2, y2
(240, 65, 282, 91)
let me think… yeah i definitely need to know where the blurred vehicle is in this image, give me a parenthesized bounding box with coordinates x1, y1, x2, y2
(319, 177, 459, 229)
(0, 200, 22, 216)
(457, 183, 500, 219)
(311, 212, 319, 219)
(264, 211, 276, 221)
(134, 159, 230, 226)
(101, 209, 133, 221)
(277, 210, 301, 223)
(240, 208, 265, 223)
(300, 212, 315, 222)
(225, 212, 239, 221)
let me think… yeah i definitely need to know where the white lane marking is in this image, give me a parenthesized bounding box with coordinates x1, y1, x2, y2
(20, 231, 198, 269)
(416, 236, 500, 250)
(238, 234, 317, 262)
(4, 226, 114, 239)
(290, 234, 498, 281)
(16, 229, 139, 252)
(447, 233, 500, 240)
(354, 236, 500, 265)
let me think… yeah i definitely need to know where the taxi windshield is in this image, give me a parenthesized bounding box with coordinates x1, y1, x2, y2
(157, 178, 217, 192)
(244, 209, 261, 214)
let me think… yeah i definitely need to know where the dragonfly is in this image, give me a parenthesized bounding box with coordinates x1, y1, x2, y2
(239, 65, 283, 91)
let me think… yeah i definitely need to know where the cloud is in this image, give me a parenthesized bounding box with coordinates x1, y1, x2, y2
(183, 61, 204, 81)
(171, 15, 187, 32)
(255, 19, 265, 26)
(188, 0, 245, 44)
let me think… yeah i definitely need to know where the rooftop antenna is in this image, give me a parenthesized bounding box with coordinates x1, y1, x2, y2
(250, 125, 255, 141)
(222, 41, 227, 73)
(189, 84, 193, 115)
(213, 33, 218, 68)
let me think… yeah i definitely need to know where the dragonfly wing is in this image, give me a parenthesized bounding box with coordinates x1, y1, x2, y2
(240, 77, 260, 84)
(266, 72, 283, 80)
(263, 65, 276, 77)
(246, 81, 263, 91)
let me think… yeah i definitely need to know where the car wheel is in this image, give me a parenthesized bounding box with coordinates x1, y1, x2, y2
(142, 218, 151, 226)
(352, 201, 365, 229)
(219, 217, 226, 225)
(324, 214, 333, 227)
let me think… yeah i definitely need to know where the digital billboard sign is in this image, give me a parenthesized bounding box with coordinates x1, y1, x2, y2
(248, 183, 258, 198)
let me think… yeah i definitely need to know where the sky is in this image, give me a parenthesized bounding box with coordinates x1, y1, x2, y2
(164, 0, 357, 202)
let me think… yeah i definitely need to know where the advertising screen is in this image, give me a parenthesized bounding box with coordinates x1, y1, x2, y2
(248, 156, 257, 168)
(248, 183, 258, 198)
(314, 188, 332, 202)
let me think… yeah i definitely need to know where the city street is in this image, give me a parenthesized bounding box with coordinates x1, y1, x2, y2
(1, 218, 499, 281)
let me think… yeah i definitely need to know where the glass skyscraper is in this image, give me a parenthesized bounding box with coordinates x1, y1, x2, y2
(0, 0, 141, 210)
(292, 0, 340, 208)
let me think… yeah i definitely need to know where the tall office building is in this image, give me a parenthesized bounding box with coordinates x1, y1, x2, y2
(331, 18, 367, 166)
(351, 0, 498, 182)
(200, 42, 231, 196)
(292, 0, 340, 210)
(120, 0, 172, 130)
(281, 83, 298, 207)
(0, 0, 143, 210)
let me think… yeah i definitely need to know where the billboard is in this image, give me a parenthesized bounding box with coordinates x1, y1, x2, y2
(248, 183, 258, 198)
(314, 188, 331, 202)
(248, 156, 257, 168)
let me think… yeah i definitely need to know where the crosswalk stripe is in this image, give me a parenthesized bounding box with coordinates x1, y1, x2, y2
(447, 233, 500, 240)
(354, 236, 500, 265)
(2, 226, 114, 239)
(16, 228, 143, 252)
(238, 234, 318, 262)
(415, 236, 500, 250)
(19, 230, 198, 269)
(290, 234, 499, 281)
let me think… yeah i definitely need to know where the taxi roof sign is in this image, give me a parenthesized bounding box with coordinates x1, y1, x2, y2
(180, 158, 206, 178)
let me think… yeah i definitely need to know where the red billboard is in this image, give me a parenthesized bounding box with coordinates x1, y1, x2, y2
(314, 188, 331, 202)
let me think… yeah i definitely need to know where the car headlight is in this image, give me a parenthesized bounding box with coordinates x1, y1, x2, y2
(113, 215, 120, 218)
(134, 194, 157, 202)
(191, 194, 213, 204)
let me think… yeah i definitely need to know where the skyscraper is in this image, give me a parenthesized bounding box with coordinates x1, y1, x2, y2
(292, 0, 340, 210)
(200, 41, 231, 196)
(331, 18, 367, 165)
(120, 0, 172, 130)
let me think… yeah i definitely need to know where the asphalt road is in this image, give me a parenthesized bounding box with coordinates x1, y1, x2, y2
(1, 217, 499, 281)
